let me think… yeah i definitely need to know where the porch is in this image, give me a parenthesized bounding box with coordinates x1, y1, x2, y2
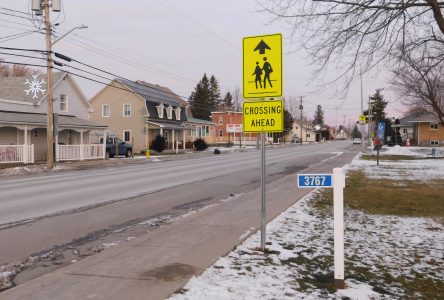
(0, 111, 107, 164)
(146, 120, 192, 152)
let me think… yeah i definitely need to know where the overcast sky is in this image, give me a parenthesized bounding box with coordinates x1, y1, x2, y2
(0, 0, 406, 126)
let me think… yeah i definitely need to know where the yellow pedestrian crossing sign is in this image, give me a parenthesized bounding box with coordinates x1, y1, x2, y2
(243, 33, 282, 99)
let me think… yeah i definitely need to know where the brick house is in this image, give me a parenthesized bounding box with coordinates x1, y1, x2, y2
(211, 111, 258, 145)
(403, 112, 444, 146)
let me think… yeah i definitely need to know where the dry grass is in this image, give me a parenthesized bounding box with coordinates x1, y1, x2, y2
(344, 171, 444, 221)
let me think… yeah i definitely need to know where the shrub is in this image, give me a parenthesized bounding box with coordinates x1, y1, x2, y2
(194, 138, 208, 151)
(151, 134, 166, 153)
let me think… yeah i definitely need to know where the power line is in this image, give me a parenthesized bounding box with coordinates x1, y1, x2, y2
(0, 45, 47, 53)
(134, 0, 237, 59)
(56, 33, 195, 84)
(0, 7, 32, 16)
(0, 30, 42, 43)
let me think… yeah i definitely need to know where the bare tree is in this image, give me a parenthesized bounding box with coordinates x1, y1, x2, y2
(284, 96, 300, 119)
(391, 49, 444, 124)
(232, 87, 243, 112)
(0, 63, 40, 77)
(259, 1, 444, 89)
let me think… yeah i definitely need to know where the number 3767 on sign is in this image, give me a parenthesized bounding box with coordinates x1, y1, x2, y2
(297, 174, 333, 188)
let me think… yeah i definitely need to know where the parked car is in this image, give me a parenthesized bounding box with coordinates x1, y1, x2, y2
(291, 135, 301, 143)
(353, 138, 362, 144)
(100, 137, 132, 158)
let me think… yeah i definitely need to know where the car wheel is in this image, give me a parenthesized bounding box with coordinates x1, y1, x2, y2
(126, 149, 132, 158)
(105, 150, 110, 159)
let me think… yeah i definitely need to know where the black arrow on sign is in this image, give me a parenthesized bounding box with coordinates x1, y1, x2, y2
(254, 40, 271, 55)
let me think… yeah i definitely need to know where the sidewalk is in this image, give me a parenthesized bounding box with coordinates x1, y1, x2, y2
(1, 151, 354, 300)
(0, 145, 261, 177)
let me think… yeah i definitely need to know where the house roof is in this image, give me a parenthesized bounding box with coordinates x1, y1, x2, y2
(0, 72, 65, 104)
(185, 117, 215, 126)
(400, 111, 438, 123)
(116, 78, 188, 107)
(147, 120, 188, 130)
(0, 110, 106, 129)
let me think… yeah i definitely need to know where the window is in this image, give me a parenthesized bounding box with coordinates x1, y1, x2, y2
(430, 123, 438, 130)
(431, 140, 439, 146)
(219, 129, 223, 137)
(123, 130, 131, 142)
(403, 128, 408, 134)
(175, 107, 181, 120)
(201, 126, 210, 137)
(156, 103, 164, 118)
(123, 104, 131, 117)
(306, 134, 311, 138)
(219, 117, 223, 125)
(102, 104, 110, 117)
(166, 105, 173, 119)
(60, 94, 67, 112)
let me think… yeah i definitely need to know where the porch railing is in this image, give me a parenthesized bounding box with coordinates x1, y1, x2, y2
(0, 144, 34, 164)
(57, 144, 104, 161)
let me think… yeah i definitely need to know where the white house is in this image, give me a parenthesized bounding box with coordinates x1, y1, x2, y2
(0, 72, 106, 163)
(288, 120, 317, 143)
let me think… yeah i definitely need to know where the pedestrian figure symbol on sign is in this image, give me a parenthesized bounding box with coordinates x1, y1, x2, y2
(262, 57, 273, 88)
(252, 62, 263, 89)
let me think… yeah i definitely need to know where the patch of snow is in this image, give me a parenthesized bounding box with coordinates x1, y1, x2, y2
(336, 280, 381, 299)
(169, 156, 444, 300)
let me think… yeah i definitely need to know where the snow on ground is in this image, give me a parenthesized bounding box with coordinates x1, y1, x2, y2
(345, 152, 444, 182)
(168, 155, 444, 300)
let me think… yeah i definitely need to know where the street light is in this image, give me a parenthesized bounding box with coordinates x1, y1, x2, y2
(52, 24, 88, 46)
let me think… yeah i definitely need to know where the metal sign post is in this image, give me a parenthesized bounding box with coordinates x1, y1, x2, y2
(242, 33, 283, 252)
(260, 133, 266, 250)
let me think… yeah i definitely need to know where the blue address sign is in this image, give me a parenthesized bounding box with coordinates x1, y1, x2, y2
(298, 174, 333, 188)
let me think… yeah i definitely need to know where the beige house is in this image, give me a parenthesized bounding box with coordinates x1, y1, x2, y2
(90, 79, 199, 153)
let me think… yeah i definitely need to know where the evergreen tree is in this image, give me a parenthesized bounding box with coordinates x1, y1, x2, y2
(313, 105, 324, 125)
(364, 89, 388, 123)
(362, 89, 391, 142)
(189, 74, 212, 120)
(283, 109, 294, 135)
(351, 124, 362, 138)
(209, 75, 221, 108)
(276, 109, 294, 142)
(223, 92, 233, 110)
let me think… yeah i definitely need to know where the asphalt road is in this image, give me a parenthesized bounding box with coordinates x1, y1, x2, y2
(0, 141, 359, 284)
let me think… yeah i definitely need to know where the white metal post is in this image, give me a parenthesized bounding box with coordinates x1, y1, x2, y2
(80, 129, 84, 161)
(23, 125, 28, 164)
(183, 130, 186, 149)
(172, 129, 175, 151)
(333, 167, 345, 289)
(102, 130, 106, 159)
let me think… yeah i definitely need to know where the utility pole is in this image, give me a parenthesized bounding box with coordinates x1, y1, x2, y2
(33, 0, 60, 169)
(299, 96, 304, 144)
(44, 0, 54, 169)
(368, 96, 372, 142)
(360, 69, 365, 152)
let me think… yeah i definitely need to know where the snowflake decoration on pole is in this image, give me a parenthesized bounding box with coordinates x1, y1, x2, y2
(24, 75, 46, 99)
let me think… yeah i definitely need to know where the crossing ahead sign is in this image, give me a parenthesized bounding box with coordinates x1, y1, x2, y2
(243, 33, 282, 99)
(243, 100, 283, 133)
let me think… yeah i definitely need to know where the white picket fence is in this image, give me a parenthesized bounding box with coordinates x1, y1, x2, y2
(57, 144, 104, 161)
(0, 144, 34, 164)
